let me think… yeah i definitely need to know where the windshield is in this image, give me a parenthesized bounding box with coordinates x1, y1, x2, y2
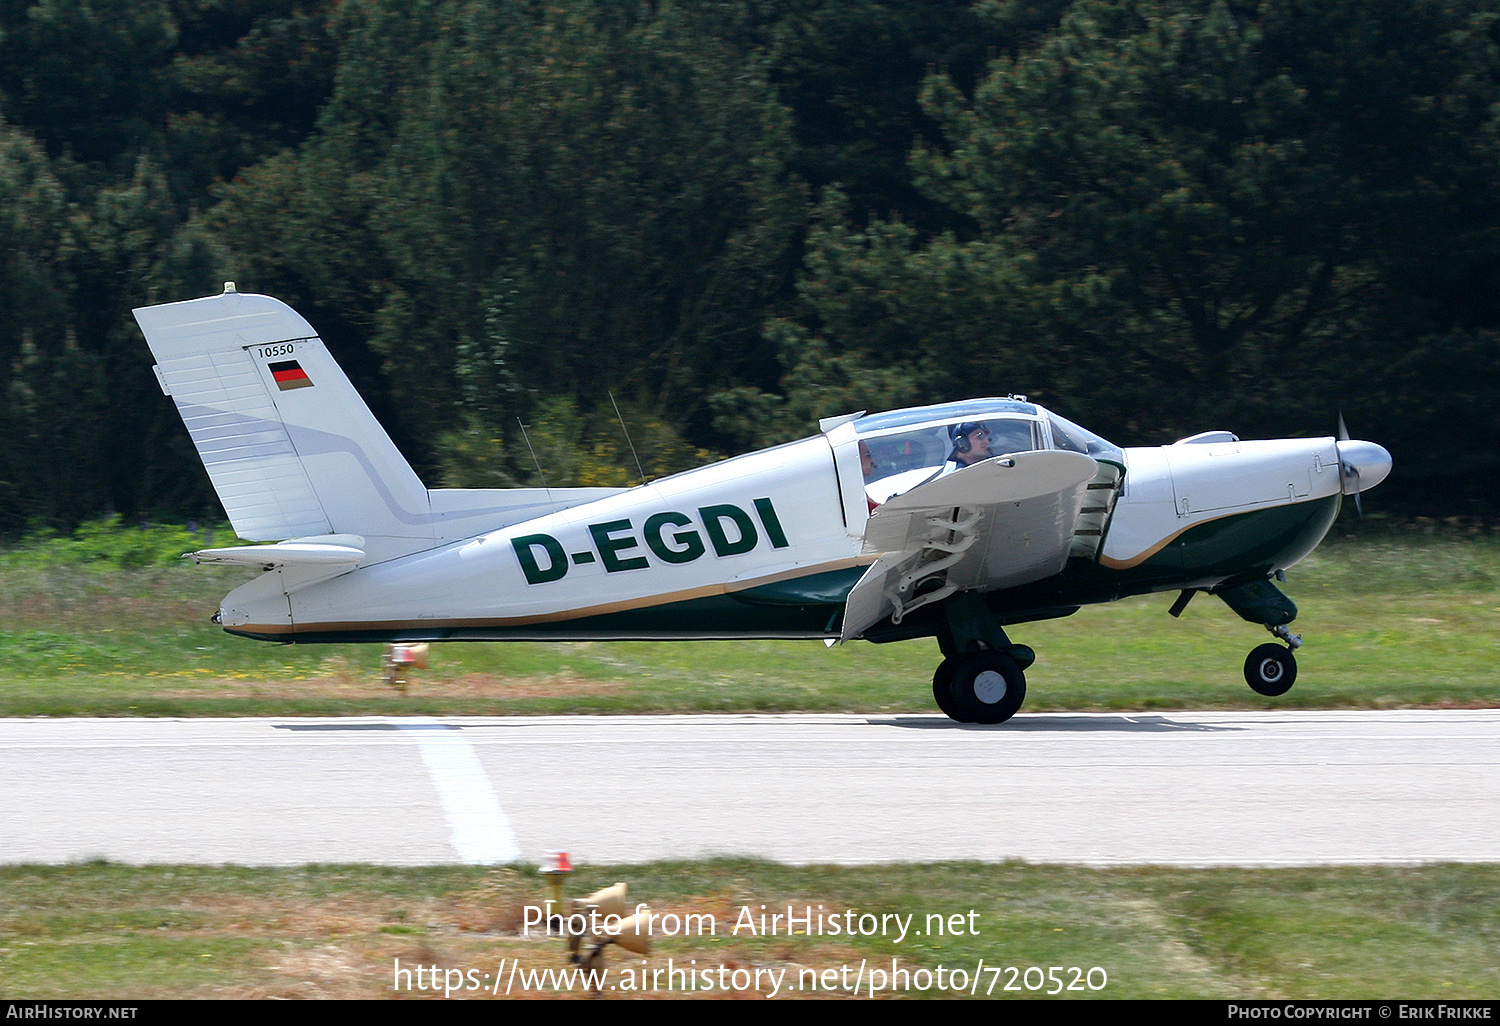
(1046, 411, 1123, 463)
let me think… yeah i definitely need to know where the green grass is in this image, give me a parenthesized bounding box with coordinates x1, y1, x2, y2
(0, 520, 1496, 717)
(2, 861, 1497, 999)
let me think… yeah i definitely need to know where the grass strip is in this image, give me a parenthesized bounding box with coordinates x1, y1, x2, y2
(1, 861, 1497, 999)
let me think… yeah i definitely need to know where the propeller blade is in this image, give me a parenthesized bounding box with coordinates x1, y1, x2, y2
(1344, 414, 1368, 516)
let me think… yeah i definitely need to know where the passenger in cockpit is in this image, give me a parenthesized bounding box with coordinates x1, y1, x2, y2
(860, 441, 882, 512)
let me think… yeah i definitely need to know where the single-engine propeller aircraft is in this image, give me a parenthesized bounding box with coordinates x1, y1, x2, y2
(136, 285, 1392, 723)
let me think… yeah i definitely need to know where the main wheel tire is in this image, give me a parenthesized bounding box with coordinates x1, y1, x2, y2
(1244, 643, 1297, 696)
(948, 651, 1026, 725)
(932, 659, 969, 721)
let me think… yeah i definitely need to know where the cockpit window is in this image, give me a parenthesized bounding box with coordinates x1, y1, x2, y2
(1046, 411, 1123, 464)
(859, 414, 1042, 504)
(842, 399, 1124, 507)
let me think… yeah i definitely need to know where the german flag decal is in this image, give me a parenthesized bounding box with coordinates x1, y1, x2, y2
(269, 360, 314, 390)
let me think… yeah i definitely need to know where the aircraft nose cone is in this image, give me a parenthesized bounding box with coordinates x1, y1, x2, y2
(1335, 439, 1392, 493)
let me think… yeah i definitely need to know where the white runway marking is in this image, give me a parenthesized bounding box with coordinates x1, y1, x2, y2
(401, 718, 520, 864)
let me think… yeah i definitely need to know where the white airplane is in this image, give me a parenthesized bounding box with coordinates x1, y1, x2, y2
(135, 285, 1392, 724)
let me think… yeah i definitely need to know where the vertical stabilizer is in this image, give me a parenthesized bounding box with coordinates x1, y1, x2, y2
(135, 286, 431, 543)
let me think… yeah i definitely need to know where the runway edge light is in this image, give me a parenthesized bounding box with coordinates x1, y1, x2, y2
(538, 850, 572, 931)
(382, 643, 428, 690)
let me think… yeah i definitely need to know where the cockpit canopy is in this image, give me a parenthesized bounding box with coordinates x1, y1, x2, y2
(843, 398, 1122, 505)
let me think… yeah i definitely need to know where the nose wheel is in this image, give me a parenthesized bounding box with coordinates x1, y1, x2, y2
(1244, 643, 1297, 696)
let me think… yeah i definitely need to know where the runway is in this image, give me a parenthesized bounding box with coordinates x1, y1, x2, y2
(2, 710, 1497, 866)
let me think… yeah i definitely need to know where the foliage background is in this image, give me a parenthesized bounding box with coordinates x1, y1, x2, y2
(1, 0, 1494, 534)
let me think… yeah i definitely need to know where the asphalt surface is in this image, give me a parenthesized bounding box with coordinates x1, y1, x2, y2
(2, 710, 1497, 866)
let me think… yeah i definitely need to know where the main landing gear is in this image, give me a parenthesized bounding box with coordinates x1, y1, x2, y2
(931, 593, 1031, 725)
(934, 649, 1028, 724)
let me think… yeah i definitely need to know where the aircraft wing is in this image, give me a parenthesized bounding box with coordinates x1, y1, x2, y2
(841, 450, 1100, 641)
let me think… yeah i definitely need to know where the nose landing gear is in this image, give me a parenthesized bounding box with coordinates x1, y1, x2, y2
(1215, 579, 1303, 698)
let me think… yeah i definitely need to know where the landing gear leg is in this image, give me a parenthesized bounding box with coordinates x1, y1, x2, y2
(931, 592, 1033, 724)
(1268, 623, 1303, 649)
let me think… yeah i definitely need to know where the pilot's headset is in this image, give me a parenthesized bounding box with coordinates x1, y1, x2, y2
(950, 421, 988, 454)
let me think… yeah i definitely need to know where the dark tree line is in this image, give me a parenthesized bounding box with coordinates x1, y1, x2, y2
(0, 0, 1495, 535)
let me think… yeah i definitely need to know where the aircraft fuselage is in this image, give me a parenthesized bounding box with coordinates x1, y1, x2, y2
(222, 428, 1355, 645)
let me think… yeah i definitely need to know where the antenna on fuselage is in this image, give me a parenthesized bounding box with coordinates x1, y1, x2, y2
(516, 417, 555, 510)
(609, 390, 647, 487)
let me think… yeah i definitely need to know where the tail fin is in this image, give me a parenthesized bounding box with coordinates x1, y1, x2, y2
(135, 284, 429, 542)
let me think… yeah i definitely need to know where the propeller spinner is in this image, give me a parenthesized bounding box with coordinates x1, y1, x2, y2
(1335, 414, 1392, 516)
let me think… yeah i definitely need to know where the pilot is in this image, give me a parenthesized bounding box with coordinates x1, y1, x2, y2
(940, 422, 993, 475)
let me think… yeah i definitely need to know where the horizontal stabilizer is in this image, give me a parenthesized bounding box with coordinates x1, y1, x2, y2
(189, 534, 366, 568)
